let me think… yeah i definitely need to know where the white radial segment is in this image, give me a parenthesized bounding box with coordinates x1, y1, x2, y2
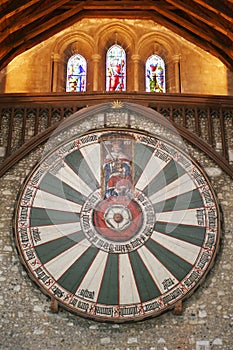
(44, 239, 91, 280)
(156, 208, 205, 226)
(137, 245, 179, 293)
(119, 253, 141, 304)
(54, 163, 93, 197)
(79, 143, 101, 184)
(31, 222, 81, 245)
(149, 173, 196, 204)
(74, 250, 108, 303)
(136, 154, 166, 191)
(33, 189, 82, 212)
(151, 231, 201, 265)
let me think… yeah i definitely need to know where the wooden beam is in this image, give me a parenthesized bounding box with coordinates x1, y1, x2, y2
(12, 4, 86, 46)
(0, 0, 42, 25)
(147, 3, 231, 51)
(192, 0, 233, 22)
(0, 93, 232, 179)
(0, 0, 72, 41)
(165, 0, 233, 40)
(0, 0, 11, 7)
(0, 1, 233, 71)
(147, 11, 233, 69)
(7, 3, 231, 54)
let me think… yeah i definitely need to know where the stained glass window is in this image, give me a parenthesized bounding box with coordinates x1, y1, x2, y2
(106, 45, 126, 91)
(66, 54, 87, 92)
(146, 55, 166, 93)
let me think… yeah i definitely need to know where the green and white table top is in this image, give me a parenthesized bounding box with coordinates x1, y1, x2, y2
(14, 103, 220, 322)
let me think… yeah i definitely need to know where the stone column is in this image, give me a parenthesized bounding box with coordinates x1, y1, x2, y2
(131, 54, 141, 91)
(51, 53, 61, 92)
(92, 54, 101, 91)
(173, 54, 181, 93)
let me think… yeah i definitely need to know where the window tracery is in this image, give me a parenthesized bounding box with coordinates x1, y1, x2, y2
(106, 45, 126, 91)
(145, 54, 166, 93)
(66, 54, 87, 92)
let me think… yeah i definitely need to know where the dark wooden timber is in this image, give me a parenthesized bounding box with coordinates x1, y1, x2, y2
(0, 92, 232, 178)
(0, 1, 233, 72)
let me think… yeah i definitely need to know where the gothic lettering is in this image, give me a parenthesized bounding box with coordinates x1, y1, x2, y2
(30, 169, 45, 186)
(144, 301, 160, 312)
(196, 209, 205, 226)
(19, 227, 29, 243)
(95, 306, 113, 317)
(77, 301, 89, 312)
(20, 207, 29, 222)
(32, 228, 41, 243)
(119, 306, 140, 316)
(183, 270, 200, 288)
(197, 251, 211, 270)
(80, 134, 98, 144)
(154, 149, 171, 162)
(205, 232, 216, 249)
(78, 289, 95, 300)
(160, 143, 177, 157)
(22, 187, 34, 203)
(192, 168, 206, 186)
(162, 278, 175, 291)
(162, 288, 183, 304)
(52, 285, 64, 299)
(207, 209, 217, 228)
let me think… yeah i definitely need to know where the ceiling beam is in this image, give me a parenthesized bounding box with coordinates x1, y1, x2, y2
(0, 0, 72, 41)
(165, 0, 233, 40)
(0, 0, 232, 71)
(192, 0, 233, 22)
(147, 11, 233, 69)
(0, 0, 42, 25)
(0, 0, 11, 7)
(147, 3, 232, 52)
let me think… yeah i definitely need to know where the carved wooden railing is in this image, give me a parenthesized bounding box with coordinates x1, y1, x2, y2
(0, 92, 232, 178)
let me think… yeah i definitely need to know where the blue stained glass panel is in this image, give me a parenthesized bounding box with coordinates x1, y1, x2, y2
(146, 55, 166, 93)
(106, 45, 126, 91)
(66, 54, 87, 92)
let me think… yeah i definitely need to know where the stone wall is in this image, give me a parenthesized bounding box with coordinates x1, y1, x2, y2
(0, 18, 233, 95)
(0, 109, 232, 350)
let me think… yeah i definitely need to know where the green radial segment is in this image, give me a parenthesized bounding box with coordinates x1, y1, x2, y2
(134, 142, 155, 184)
(39, 172, 86, 204)
(58, 246, 99, 294)
(97, 254, 119, 306)
(144, 159, 186, 197)
(65, 150, 99, 191)
(30, 207, 80, 227)
(154, 221, 206, 246)
(146, 239, 192, 281)
(153, 188, 204, 213)
(35, 231, 85, 264)
(128, 251, 161, 302)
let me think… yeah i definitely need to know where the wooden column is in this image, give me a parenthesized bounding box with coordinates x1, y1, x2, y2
(131, 54, 141, 91)
(92, 54, 101, 91)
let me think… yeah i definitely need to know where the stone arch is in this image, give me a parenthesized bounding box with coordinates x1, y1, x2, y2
(51, 32, 95, 92)
(93, 22, 137, 91)
(137, 32, 180, 92)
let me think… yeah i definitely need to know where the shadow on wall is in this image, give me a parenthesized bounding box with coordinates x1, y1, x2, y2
(227, 69, 233, 95)
(0, 68, 6, 93)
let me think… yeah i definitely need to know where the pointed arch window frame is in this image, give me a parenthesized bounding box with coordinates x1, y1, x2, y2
(106, 44, 126, 92)
(145, 54, 166, 93)
(66, 53, 87, 92)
